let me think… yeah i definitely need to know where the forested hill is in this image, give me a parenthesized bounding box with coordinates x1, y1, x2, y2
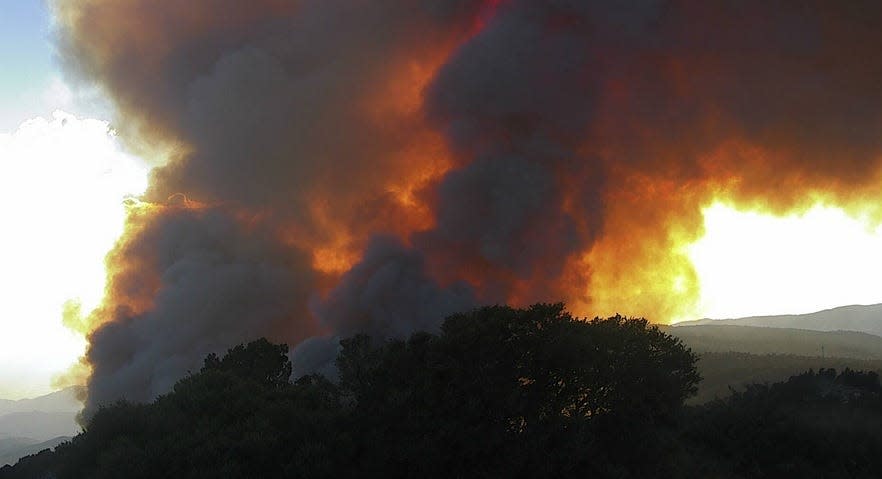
(692, 351, 882, 404)
(664, 322, 882, 404)
(663, 324, 882, 359)
(676, 303, 882, 336)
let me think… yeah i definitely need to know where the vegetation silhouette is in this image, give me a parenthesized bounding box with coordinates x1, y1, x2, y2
(4, 304, 882, 478)
(333, 304, 700, 477)
(682, 368, 882, 478)
(691, 351, 882, 404)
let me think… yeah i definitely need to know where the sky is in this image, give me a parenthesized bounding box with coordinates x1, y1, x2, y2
(3, 1, 882, 401)
(0, 0, 54, 130)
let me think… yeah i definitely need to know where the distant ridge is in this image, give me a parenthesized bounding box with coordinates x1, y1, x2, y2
(664, 304, 882, 397)
(690, 352, 882, 404)
(0, 386, 83, 416)
(674, 303, 882, 337)
(0, 436, 70, 467)
(0, 412, 80, 440)
(662, 324, 882, 360)
(0, 387, 83, 468)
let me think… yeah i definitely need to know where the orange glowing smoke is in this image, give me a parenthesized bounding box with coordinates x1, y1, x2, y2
(55, 0, 882, 328)
(305, 47, 463, 276)
(50, 0, 882, 413)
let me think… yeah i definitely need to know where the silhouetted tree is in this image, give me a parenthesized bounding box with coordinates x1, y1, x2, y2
(12, 339, 345, 479)
(200, 338, 292, 388)
(336, 304, 701, 477)
(683, 368, 882, 478)
(1, 304, 702, 479)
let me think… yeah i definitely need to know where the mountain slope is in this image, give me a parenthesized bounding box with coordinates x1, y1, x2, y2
(0, 437, 70, 467)
(662, 324, 882, 359)
(0, 412, 80, 440)
(0, 387, 83, 416)
(691, 351, 882, 403)
(0, 387, 82, 465)
(676, 303, 882, 336)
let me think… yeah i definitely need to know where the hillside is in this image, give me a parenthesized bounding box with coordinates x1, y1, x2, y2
(664, 319, 882, 404)
(0, 438, 69, 468)
(677, 303, 882, 336)
(0, 388, 82, 467)
(0, 413, 79, 441)
(691, 351, 882, 403)
(0, 387, 83, 416)
(662, 324, 882, 359)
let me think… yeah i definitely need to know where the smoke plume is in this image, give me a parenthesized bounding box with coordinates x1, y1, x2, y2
(52, 0, 882, 414)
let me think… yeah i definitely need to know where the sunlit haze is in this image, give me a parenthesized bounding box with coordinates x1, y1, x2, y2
(687, 203, 882, 321)
(0, 112, 148, 398)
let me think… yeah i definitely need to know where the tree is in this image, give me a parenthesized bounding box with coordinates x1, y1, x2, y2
(199, 338, 292, 389)
(25, 339, 344, 479)
(683, 368, 882, 478)
(337, 303, 700, 477)
(1, 304, 701, 479)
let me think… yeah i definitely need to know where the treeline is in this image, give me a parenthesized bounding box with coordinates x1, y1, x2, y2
(3, 304, 882, 478)
(693, 351, 882, 404)
(683, 368, 882, 477)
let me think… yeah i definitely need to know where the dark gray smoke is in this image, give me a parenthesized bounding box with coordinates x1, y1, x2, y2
(293, 235, 475, 378)
(53, 0, 882, 414)
(84, 206, 316, 416)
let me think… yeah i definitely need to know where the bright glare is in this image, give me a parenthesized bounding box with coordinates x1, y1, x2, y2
(687, 202, 882, 320)
(0, 111, 148, 399)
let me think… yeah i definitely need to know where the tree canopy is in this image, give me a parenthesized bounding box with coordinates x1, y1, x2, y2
(682, 368, 882, 478)
(2, 304, 704, 478)
(336, 303, 700, 476)
(10, 304, 882, 477)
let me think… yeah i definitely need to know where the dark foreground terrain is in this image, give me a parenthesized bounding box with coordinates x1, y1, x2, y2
(3, 304, 881, 478)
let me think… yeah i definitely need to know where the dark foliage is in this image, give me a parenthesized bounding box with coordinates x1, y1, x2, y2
(4, 303, 798, 478)
(1, 339, 345, 479)
(683, 368, 882, 478)
(690, 351, 882, 404)
(8, 305, 882, 478)
(336, 304, 700, 477)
